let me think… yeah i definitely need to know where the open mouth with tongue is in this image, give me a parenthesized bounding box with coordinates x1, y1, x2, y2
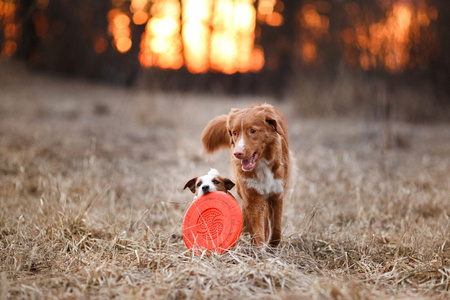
(241, 152, 259, 171)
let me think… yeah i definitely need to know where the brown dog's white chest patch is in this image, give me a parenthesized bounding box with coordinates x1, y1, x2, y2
(243, 159, 284, 196)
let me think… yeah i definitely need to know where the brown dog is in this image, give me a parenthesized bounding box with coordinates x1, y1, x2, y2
(201, 104, 290, 247)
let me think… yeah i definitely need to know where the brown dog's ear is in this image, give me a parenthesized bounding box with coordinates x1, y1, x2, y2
(224, 178, 235, 191)
(265, 117, 278, 132)
(263, 105, 286, 136)
(265, 114, 284, 136)
(183, 178, 197, 194)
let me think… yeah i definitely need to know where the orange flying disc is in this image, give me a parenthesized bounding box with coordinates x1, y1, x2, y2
(182, 191, 243, 253)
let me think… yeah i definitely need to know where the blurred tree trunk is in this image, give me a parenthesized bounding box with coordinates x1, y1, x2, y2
(431, 0, 450, 103)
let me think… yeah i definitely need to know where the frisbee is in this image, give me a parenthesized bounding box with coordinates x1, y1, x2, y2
(182, 191, 243, 253)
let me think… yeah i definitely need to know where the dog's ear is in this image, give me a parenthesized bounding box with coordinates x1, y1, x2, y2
(263, 106, 286, 136)
(183, 178, 197, 194)
(265, 117, 278, 132)
(224, 178, 235, 191)
(265, 114, 283, 135)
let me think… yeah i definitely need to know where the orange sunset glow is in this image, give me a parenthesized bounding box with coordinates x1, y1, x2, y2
(294, 0, 437, 72)
(208, 0, 259, 74)
(345, 1, 438, 72)
(257, 0, 284, 27)
(297, 3, 330, 64)
(102, 0, 438, 74)
(0, 0, 20, 59)
(108, 9, 132, 53)
(138, 0, 265, 74)
(109, 0, 276, 74)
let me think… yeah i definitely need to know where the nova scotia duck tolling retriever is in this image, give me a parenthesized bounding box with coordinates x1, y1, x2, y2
(201, 103, 290, 247)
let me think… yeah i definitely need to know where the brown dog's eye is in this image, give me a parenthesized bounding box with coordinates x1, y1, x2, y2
(233, 131, 237, 136)
(213, 180, 219, 185)
(250, 129, 256, 134)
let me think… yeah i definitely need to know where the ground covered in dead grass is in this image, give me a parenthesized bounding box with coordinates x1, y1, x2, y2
(1, 62, 449, 299)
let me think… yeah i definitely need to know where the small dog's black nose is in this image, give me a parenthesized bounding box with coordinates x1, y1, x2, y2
(202, 185, 210, 193)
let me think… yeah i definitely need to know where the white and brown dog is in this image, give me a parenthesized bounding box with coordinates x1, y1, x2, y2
(184, 168, 235, 200)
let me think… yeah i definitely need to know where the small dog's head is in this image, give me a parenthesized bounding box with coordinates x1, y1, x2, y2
(184, 169, 235, 200)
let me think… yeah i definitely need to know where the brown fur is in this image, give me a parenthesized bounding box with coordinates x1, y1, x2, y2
(201, 104, 290, 247)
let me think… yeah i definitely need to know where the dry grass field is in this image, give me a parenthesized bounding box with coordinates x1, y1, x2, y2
(1, 62, 449, 299)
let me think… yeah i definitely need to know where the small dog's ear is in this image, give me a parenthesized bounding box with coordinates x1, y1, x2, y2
(224, 178, 235, 191)
(183, 178, 197, 194)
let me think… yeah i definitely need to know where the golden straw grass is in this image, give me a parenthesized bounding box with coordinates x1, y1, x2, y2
(0, 63, 449, 299)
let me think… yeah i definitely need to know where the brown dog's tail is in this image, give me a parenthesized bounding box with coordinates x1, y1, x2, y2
(201, 114, 230, 154)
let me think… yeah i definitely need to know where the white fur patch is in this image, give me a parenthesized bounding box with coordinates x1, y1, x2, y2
(243, 159, 284, 196)
(236, 137, 245, 149)
(235, 119, 245, 152)
(208, 168, 220, 177)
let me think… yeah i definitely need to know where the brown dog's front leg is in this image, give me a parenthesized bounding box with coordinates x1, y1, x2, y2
(242, 193, 267, 247)
(267, 193, 284, 247)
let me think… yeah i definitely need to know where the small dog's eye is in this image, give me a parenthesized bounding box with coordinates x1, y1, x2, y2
(197, 182, 202, 187)
(213, 180, 219, 185)
(250, 129, 256, 134)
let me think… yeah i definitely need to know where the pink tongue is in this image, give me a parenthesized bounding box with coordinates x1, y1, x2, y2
(242, 155, 256, 171)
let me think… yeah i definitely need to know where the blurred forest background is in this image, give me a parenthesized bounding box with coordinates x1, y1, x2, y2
(1, 0, 449, 121)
